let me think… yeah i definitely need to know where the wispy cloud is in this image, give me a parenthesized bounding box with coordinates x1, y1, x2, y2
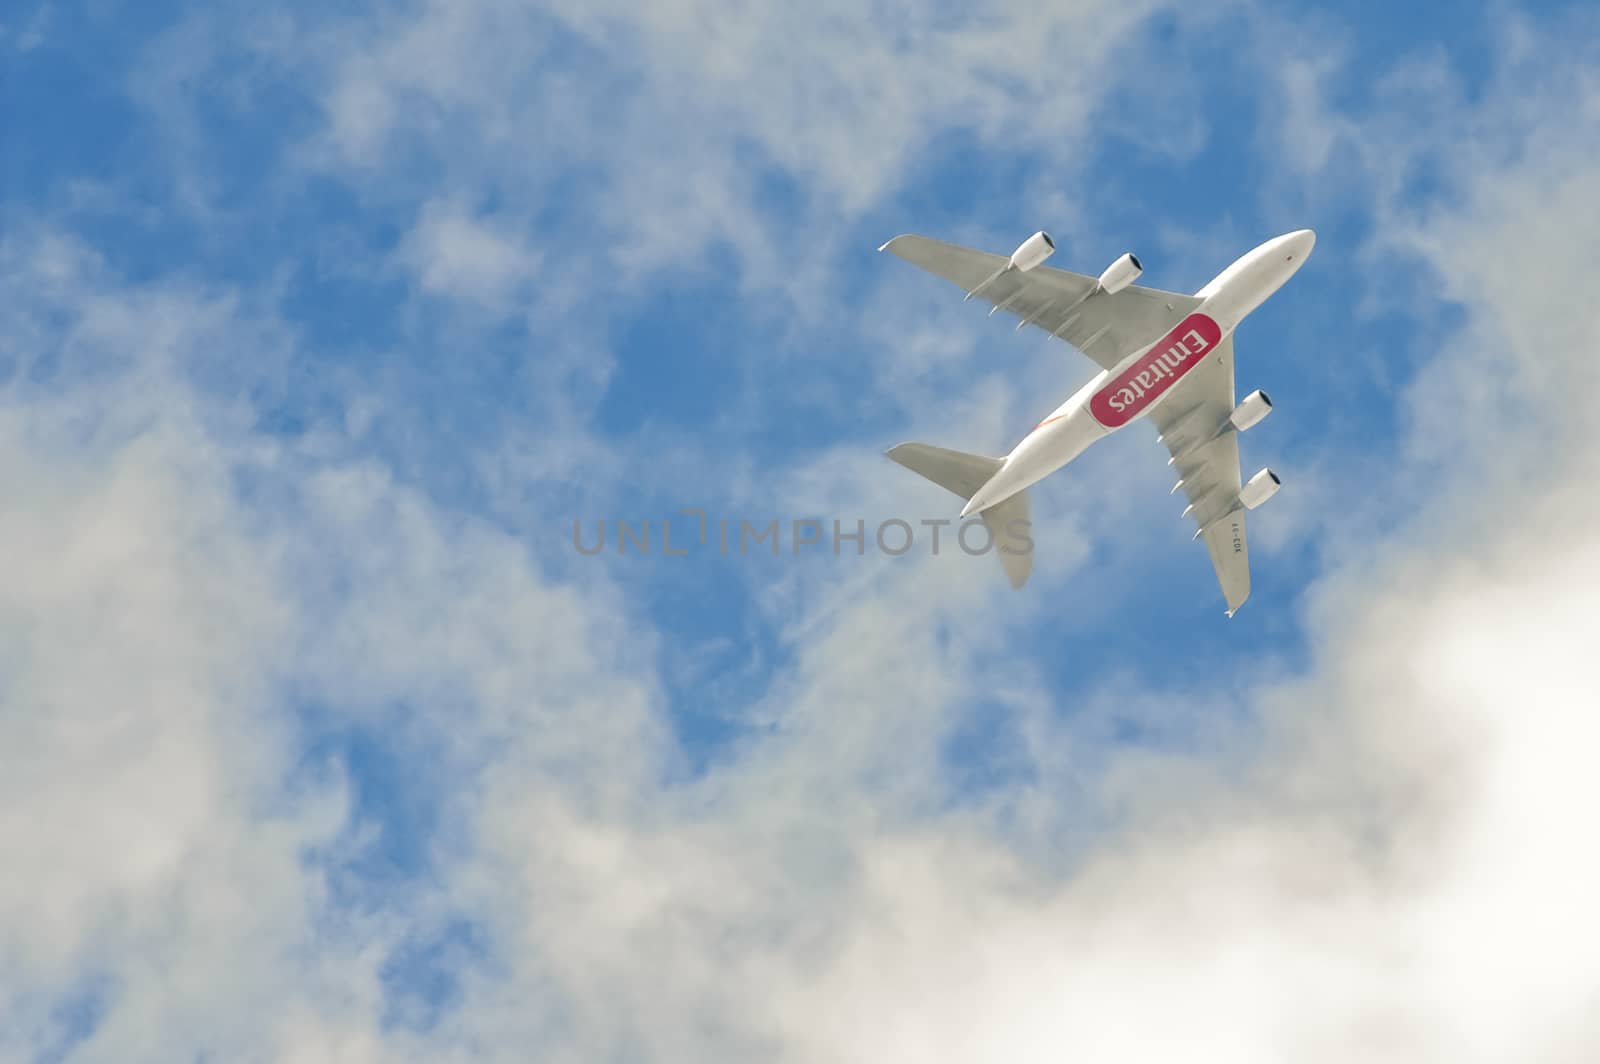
(7, 2, 1600, 1062)
(399, 198, 541, 310)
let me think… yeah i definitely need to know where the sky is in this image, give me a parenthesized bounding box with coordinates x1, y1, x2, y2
(3, 0, 1599, 1060)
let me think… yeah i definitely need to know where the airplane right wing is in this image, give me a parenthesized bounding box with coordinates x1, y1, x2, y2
(1148, 335, 1253, 615)
(879, 234, 1203, 370)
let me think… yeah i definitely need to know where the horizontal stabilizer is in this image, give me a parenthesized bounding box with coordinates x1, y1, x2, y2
(885, 442, 1033, 588)
(979, 488, 1032, 589)
(885, 442, 1003, 501)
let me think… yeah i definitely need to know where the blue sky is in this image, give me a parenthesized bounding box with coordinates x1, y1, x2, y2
(5, 1, 1600, 1060)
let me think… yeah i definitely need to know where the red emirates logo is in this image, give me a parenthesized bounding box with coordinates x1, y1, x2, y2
(1090, 313, 1222, 428)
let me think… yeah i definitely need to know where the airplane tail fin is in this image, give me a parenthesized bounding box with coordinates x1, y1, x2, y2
(885, 442, 1033, 589)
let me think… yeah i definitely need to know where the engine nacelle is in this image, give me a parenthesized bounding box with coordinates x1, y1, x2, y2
(1228, 389, 1273, 433)
(1008, 231, 1056, 272)
(1239, 468, 1282, 510)
(1096, 252, 1143, 294)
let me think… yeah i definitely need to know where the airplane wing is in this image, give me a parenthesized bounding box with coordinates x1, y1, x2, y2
(1148, 335, 1251, 615)
(880, 234, 1203, 370)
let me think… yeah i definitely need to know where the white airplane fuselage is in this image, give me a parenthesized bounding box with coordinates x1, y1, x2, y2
(960, 229, 1316, 517)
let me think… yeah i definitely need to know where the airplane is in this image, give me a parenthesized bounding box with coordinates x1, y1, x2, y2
(880, 227, 1314, 615)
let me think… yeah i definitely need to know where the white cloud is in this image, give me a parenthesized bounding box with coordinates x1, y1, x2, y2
(10, 5, 1600, 1063)
(399, 199, 540, 309)
(0, 237, 371, 1061)
(304, 0, 1196, 304)
(0, 225, 672, 1059)
(394, 15, 1600, 1063)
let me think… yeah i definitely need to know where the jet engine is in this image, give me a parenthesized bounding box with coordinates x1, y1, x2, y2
(1239, 468, 1282, 510)
(1008, 231, 1056, 272)
(1228, 389, 1273, 433)
(1096, 252, 1143, 294)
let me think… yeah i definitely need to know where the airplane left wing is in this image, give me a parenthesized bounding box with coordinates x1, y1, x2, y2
(1148, 335, 1252, 615)
(880, 234, 1202, 370)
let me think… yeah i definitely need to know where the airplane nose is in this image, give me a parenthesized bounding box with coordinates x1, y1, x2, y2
(1272, 229, 1315, 270)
